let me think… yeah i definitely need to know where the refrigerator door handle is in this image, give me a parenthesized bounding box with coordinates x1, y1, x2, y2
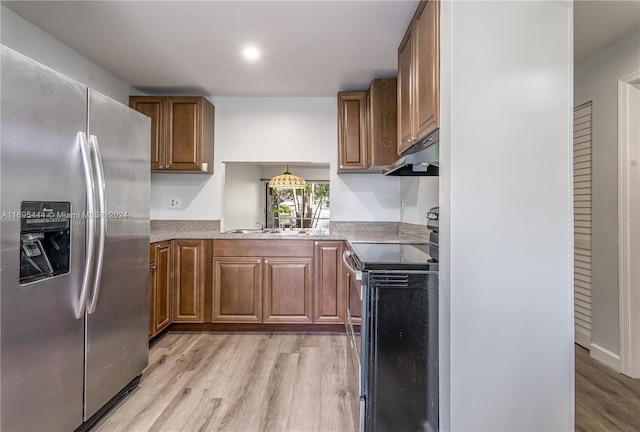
(77, 131, 97, 319)
(87, 134, 107, 314)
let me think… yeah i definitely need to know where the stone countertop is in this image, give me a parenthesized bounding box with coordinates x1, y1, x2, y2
(150, 220, 429, 245)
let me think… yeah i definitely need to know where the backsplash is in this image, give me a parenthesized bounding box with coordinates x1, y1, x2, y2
(151, 220, 220, 232)
(332, 221, 428, 240)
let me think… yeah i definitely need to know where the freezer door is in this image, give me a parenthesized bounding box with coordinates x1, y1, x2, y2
(84, 90, 150, 420)
(0, 47, 87, 431)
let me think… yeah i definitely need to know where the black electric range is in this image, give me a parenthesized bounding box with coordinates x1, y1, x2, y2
(344, 241, 439, 432)
(348, 242, 438, 272)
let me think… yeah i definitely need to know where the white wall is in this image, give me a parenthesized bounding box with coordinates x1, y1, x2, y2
(575, 28, 640, 362)
(0, 5, 133, 104)
(400, 177, 439, 224)
(151, 97, 401, 222)
(260, 165, 329, 181)
(222, 163, 263, 230)
(438, 1, 453, 428)
(440, 1, 574, 430)
(222, 164, 331, 231)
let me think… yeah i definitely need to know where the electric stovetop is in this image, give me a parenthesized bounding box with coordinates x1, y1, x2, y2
(349, 242, 438, 271)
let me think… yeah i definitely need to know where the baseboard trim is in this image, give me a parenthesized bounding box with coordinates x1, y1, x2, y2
(575, 331, 590, 349)
(589, 343, 621, 372)
(168, 323, 347, 333)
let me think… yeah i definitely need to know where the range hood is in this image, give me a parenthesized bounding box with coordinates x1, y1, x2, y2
(383, 129, 439, 176)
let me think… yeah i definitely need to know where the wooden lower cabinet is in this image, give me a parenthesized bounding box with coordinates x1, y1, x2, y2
(172, 239, 209, 323)
(212, 240, 315, 325)
(150, 238, 346, 332)
(149, 244, 155, 338)
(150, 241, 172, 339)
(212, 257, 263, 323)
(263, 257, 313, 323)
(314, 241, 346, 324)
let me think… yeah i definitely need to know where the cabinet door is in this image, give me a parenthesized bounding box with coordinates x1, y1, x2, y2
(212, 257, 262, 323)
(129, 96, 164, 171)
(414, 0, 440, 141)
(397, 26, 415, 155)
(263, 257, 313, 323)
(313, 241, 346, 324)
(154, 241, 172, 334)
(165, 97, 200, 171)
(149, 244, 156, 339)
(338, 92, 369, 171)
(172, 240, 206, 323)
(368, 78, 398, 167)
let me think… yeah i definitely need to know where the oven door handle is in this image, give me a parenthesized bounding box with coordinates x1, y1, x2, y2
(343, 250, 362, 281)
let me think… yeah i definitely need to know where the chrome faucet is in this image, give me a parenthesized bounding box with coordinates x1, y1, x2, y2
(256, 221, 264, 230)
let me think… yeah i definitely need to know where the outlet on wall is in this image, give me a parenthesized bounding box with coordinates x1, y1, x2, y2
(169, 197, 182, 209)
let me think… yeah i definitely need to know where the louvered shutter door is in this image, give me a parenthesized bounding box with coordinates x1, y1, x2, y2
(574, 102, 592, 348)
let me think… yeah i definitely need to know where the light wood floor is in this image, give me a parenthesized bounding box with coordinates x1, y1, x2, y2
(93, 332, 356, 432)
(575, 345, 640, 431)
(94, 335, 640, 432)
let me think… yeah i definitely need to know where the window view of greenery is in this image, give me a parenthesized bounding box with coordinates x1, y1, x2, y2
(265, 182, 329, 229)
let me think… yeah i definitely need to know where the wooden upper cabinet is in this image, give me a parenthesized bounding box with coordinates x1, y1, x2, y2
(368, 79, 398, 169)
(130, 97, 163, 170)
(397, 0, 440, 155)
(338, 92, 368, 171)
(129, 96, 214, 173)
(338, 79, 398, 173)
(172, 239, 208, 323)
(414, 0, 440, 142)
(397, 30, 414, 154)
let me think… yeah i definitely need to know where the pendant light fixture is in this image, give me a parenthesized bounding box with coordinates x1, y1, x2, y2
(268, 164, 306, 189)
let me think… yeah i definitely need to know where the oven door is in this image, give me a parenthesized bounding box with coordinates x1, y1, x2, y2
(343, 248, 366, 431)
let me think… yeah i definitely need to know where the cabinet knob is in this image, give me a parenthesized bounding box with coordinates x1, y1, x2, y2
(315, 241, 319, 246)
(340, 165, 344, 169)
(150, 263, 157, 270)
(257, 259, 261, 264)
(264, 259, 269, 264)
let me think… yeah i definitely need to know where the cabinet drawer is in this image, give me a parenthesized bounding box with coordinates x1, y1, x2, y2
(213, 239, 313, 258)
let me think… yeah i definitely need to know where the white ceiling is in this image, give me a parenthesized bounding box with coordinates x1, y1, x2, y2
(3, 1, 640, 96)
(2, 0, 418, 96)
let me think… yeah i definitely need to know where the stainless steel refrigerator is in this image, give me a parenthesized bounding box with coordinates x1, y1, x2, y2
(0, 46, 150, 431)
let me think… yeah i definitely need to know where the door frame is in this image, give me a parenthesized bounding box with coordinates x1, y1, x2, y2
(618, 70, 640, 378)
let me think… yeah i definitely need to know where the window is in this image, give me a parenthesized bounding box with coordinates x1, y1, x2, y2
(264, 182, 329, 229)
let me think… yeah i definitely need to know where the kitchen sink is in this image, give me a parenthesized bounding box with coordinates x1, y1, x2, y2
(267, 229, 310, 235)
(222, 228, 311, 235)
(222, 228, 270, 234)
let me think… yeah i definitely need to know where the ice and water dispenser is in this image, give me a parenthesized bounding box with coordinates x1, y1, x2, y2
(19, 201, 71, 284)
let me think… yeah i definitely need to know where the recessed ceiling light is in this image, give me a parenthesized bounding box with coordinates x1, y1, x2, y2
(243, 47, 260, 60)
